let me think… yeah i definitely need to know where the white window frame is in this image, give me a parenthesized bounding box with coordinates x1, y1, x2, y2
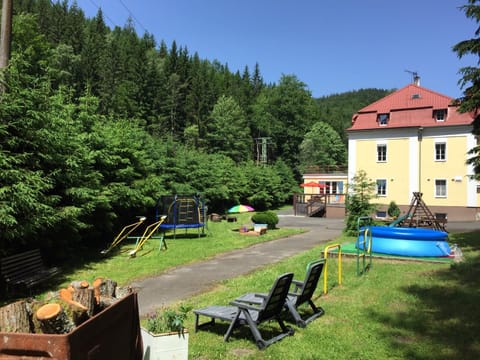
(376, 179, 387, 196)
(323, 181, 338, 194)
(435, 142, 446, 161)
(377, 144, 387, 162)
(435, 179, 447, 198)
(434, 109, 447, 122)
(377, 113, 389, 126)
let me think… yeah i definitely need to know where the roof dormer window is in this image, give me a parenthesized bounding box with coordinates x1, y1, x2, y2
(433, 109, 447, 122)
(377, 113, 389, 126)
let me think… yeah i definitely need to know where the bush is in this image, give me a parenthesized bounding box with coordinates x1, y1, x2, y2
(387, 201, 401, 218)
(251, 211, 279, 229)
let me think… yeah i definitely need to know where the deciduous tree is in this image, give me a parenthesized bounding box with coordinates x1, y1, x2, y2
(207, 95, 252, 162)
(299, 121, 346, 170)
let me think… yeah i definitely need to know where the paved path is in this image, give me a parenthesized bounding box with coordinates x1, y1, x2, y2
(131, 214, 345, 316)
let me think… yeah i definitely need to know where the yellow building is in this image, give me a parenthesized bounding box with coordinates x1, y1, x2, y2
(347, 82, 477, 221)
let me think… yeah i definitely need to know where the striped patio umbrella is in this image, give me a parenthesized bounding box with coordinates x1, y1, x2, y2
(227, 204, 255, 213)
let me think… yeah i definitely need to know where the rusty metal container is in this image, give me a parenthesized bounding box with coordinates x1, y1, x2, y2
(0, 292, 143, 359)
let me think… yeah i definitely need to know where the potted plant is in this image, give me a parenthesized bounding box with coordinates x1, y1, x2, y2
(141, 304, 191, 360)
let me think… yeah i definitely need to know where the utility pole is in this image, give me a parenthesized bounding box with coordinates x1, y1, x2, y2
(255, 137, 271, 166)
(0, 0, 13, 93)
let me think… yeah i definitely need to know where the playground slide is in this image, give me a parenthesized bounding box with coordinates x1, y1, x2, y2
(388, 213, 409, 227)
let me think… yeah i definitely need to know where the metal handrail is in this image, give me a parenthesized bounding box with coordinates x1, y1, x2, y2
(323, 244, 342, 294)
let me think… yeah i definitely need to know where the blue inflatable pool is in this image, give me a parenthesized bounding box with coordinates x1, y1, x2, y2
(356, 226, 451, 257)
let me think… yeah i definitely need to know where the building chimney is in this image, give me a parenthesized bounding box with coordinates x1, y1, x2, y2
(413, 74, 420, 86)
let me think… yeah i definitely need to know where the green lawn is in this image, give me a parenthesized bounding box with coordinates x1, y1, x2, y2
(56, 213, 305, 287)
(33, 218, 480, 359)
(182, 231, 480, 359)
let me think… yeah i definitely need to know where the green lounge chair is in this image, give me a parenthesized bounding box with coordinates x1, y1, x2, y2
(194, 272, 295, 349)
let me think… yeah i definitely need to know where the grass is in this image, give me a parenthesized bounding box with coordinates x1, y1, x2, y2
(54, 213, 305, 287)
(182, 231, 480, 359)
(14, 216, 480, 359)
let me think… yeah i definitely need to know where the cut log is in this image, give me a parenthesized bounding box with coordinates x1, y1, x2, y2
(63, 300, 89, 326)
(59, 288, 90, 325)
(93, 277, 103, 304)
(116, 286, 134, 299)
(59, 288, 73, 302)
(36, 303, 74, 334)
(97, 295, 119, 311)
(93, 277, 117, 300)
(72, 286, 95, 317)
(0, 300, 31, 333)
(70, 280, 89, 289)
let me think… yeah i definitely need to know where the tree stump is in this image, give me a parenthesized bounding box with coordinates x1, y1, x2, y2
(36, 303, 75, 334)
(0, 300, 31, 333)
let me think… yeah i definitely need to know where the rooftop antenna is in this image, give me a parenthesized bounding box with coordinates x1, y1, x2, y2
(405, 70, 420, 86)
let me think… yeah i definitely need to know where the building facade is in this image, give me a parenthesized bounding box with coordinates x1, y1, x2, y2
(347, 82, 477, 221)
(300, 167, 348, 218)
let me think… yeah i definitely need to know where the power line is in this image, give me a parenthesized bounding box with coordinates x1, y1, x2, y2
(86, 0, 118, 28)
(117, 0, 148, 33)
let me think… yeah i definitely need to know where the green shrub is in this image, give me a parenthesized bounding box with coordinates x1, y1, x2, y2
(387, 201, 401, 218)
(251, 211, 279, 229)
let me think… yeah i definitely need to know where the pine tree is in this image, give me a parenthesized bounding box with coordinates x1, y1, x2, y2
(81, 10, 109, 97)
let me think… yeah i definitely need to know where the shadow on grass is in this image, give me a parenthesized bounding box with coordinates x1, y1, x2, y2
(369, 231, 480, 360)
(195, 319, 293, 347)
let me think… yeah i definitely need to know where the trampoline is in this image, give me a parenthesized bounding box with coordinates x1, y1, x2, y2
(156, 195, 207, 238)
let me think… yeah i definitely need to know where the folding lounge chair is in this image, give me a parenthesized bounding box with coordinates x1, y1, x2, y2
(194, 272, 295, 349)
(237, 260, 325, 328)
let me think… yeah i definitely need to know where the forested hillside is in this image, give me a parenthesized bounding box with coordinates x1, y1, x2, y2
(315, 89, 393, 144)
(0, 0, 389, 259)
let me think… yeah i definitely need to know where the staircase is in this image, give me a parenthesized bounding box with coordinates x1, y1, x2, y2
(306, 196, 326, 217)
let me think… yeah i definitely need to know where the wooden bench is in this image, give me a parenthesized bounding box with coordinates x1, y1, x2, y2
(1, 249, 61, 295)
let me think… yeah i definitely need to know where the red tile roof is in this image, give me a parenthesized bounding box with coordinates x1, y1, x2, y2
(348, 84, 473, 131)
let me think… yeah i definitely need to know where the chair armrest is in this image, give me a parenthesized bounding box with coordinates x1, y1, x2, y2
(230, 300, 261, 311)
(235, 292, 266, 305)
(291, 279, 304, 293)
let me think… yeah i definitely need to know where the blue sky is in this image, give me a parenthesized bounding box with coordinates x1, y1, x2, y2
(73, 0, 477, 99)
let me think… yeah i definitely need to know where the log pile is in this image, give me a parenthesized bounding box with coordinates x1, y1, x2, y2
(0, 278, 132, 334)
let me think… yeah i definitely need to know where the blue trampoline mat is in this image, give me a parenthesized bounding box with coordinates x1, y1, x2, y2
(160, 223, 205, 229)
